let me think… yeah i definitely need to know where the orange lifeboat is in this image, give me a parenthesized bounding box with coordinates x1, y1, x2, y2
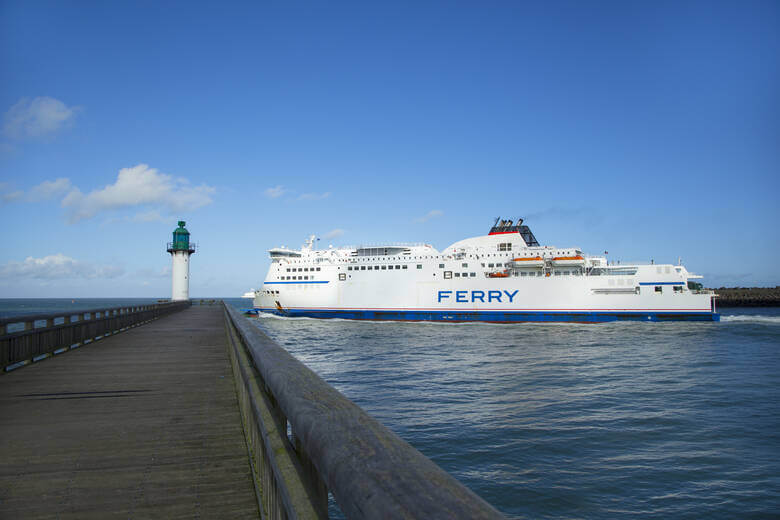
(488, 271, 510, 278)
(551, 255, 585, 267)
(510, 256, 545, 268)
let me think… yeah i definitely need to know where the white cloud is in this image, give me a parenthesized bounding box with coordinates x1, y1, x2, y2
(264, 185, 286, 198)
(324, 228, 345, 239)
(1, 190, 23, 203)
(130, 210, 165, 222)
(3, 97, 79, 139)
(28, 178, 72, 201)
(0, 254, 124, 280)
(298, 191, 331, 201)
(136, 265, 171, 278)
(61, 164, 215, 223)
(0, 178, 72, 204)
(415, 209, 444, 223)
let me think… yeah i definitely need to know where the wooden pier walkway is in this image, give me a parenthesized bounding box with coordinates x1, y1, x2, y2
(0, 305, 258, 519)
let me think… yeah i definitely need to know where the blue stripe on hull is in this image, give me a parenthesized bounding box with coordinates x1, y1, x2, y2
(253, 308, 720, 323)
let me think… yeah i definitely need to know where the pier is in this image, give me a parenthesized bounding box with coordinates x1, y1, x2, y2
(0, 303, 502, 519)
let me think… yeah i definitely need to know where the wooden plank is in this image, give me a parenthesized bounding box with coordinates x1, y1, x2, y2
(0, 306, 258, 519)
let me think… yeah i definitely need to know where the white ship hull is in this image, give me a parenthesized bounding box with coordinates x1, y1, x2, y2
(253, 219, 718, 323)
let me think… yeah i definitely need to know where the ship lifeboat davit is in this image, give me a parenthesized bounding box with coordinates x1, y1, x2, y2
(510, 256, 545, 268)
(551, 255, 585, 267)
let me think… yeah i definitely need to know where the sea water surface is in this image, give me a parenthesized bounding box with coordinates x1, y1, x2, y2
(3, 299, 778, 518)
(231, 301, 779, 519)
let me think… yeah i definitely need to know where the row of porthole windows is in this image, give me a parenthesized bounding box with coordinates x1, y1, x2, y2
(348, 265, 410, 271)
(261, 290, 280, 295)
(444, 272, 477, 279)
(281, 276, 313, 280)
(286, 267, 321, 272)
(437, 263, 507, 269)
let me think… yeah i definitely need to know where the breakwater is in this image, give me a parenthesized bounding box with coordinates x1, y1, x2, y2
(713, 287, 780, 307)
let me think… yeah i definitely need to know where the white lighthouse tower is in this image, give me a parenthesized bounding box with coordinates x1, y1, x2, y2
(166, 221, 196, 301)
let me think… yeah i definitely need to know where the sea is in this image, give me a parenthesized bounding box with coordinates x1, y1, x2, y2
(3, 298, 779, 518)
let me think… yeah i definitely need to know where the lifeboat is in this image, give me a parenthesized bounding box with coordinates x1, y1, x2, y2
(551, 255, 586, 267)
(488, 271, 510, 278)
(510, 256, 545, 268)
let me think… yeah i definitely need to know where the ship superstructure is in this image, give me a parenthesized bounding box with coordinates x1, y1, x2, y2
(252, 218, 718, 322)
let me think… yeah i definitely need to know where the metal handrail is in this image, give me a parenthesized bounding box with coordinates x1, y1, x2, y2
(223, 303, 504, 519)
(1, 301, 191, 372)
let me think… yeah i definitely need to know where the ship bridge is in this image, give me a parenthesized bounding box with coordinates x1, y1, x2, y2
(488, 217, 539, 247)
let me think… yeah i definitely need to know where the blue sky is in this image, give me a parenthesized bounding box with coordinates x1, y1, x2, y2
(0, 1, 777, 297)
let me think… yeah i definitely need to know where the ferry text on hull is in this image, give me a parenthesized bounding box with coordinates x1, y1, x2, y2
(252, 218, 719, 323)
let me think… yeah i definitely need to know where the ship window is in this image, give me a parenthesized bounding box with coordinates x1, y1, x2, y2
(454, 272, 460, 277)
(462, 263, 468, 268)
(348, 267, 352, 270)
(316, 267, 321, 271)
(470, 272, 476, 277)
(655, 286, 663, 293)
(674, 286, 682, 293)
(417, 264, 422, 269)
(286, 268, 290, 272)
(375, 266, 379, 270)
(361, 266, 366, 270)
(339, 273, 346, 281)
(564, 271, 570, 275)
(402, 265, 407, 269)
(488, 263, 494, 268)
(481, 263, 485, 267)
(304, 276, 309, 280)
(444, 271, 452, 279)
(396, 265, 401, 269)
(554, 271, 561, 276)
(462, 272, 468, 277)
(381, 265, 386, 270)
(521, 272, 527, 277)
(439, 264, 444, 268)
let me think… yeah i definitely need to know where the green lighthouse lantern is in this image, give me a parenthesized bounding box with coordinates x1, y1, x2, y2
(167, 221, 195, 253)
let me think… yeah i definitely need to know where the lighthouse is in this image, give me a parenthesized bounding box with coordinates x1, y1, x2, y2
(166, 221, 196, 301)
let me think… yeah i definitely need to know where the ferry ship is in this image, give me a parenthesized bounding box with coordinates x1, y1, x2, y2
(252, 217, 719, 322)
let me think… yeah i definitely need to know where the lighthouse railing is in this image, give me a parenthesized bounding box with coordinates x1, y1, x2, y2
(222, 302, 504, 519)
(0, 301, 191, 373)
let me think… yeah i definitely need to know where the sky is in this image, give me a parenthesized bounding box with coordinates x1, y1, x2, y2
(0, 1, 778, 297)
